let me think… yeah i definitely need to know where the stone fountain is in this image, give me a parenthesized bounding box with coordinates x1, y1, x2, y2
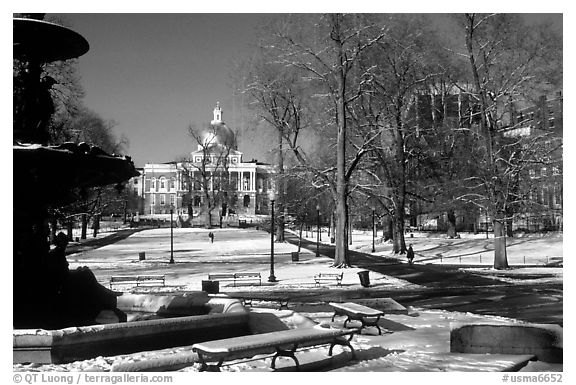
(13, 17, 139, 330)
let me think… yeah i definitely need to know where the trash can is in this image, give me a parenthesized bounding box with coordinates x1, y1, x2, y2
(202, 280, 219, 294)
(291, 252, 299, 262)
(358, 270, 370, 287)
(139, 252, 146, 261)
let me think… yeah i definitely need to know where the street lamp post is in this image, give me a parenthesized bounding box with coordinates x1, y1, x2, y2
(169, 206, 174, 264)
(371, 208, 376, 253)
(268, 190, 277, 282)
(316, 204, 321, 258)
(367, 198, 378, 252)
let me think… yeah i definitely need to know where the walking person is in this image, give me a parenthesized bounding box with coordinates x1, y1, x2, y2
(208, 232, 214, 243)
(407, 244, 415, 265)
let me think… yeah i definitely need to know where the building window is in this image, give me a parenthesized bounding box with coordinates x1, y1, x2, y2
(553, 185, 562, 207)
(160, 177, 166, 190)
(170, 194, 175, 206)
(170, 178, 175, 190)
(151, 194, 156, 205)
(243, 195, 250, 207)
(194, 196, 201, 207)
(160, 194, 166, 205)
(151, 178, 156, 191)
(529, 169, 536, 178)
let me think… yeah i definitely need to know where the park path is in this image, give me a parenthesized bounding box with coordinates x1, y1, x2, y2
(282, 232, 563, 325)
(65, 228, 144, 255)
(283, 232, 504, 287)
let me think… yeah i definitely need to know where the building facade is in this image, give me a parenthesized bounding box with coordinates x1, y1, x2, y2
(126, 104, 274, 224)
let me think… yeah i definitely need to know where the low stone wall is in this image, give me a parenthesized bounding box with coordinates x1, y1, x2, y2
(116, 292, 210, 317)
(14, 296, 249, 364)
(450, 322, 563, 363)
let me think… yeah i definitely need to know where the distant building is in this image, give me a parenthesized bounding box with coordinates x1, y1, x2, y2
(126, 103, 274, 225)
(500, 93, 563, 231)
(405, 91, 562, 233)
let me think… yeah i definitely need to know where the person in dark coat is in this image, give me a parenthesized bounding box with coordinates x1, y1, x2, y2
(407, 244, 415, 265)
(48, 232, 70, 295)
(208, 232, 214, 243)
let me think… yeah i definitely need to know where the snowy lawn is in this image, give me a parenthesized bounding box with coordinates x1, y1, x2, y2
(15, 227, 561, 372)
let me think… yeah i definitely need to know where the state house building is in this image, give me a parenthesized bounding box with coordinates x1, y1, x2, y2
(128, 104, 274, 224)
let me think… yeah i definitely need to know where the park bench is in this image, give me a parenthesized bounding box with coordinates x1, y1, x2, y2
(329, 302, 385, 335)
(208, 272, 261, 287)
(240, 296, 290, 310)
(191, 327, 357, 371)
(314, 272, 343, 286)
(109, 275, 165, 289)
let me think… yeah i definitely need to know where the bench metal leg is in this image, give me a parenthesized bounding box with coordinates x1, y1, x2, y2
(343, 315, 383, 335)
(271, 344, 300, 370)
(343, 315, 354, 328)
(278, 299, 289, 310)
(331, 312, 338, 322)
(329, 336, 356, 360)
(361, 315, 382, 335)
(196, 352, 224, 372)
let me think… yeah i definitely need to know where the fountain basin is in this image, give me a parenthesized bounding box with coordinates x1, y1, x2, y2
(14, 294, 249, 364)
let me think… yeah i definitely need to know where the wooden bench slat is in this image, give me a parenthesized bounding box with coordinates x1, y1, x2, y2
(110, 274, 165, 289)
(193, 328, 348, 353)
(207, 272, 261, 287)
(329, 302, 384, 317)
(314, 272, 343, 286)
(192, 327, 357, 371)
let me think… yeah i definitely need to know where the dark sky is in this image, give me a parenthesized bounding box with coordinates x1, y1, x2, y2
(49, 12, 563, 168)
(53, 13, 273, 167)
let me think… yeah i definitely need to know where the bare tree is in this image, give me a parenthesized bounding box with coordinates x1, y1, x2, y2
(182, 123, 236, 228)
(348, 14, 451, 253)
(454, 13, 562, 268)
(246, 14, 387, 267)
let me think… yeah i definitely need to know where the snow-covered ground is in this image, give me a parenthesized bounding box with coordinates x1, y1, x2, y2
(65, 227, 563, 289)
(14, 227, 563, 373)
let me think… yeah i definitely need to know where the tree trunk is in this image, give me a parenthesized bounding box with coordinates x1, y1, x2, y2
(447, 209, 457, 238)
(298, 222, 303, 252)
(92, 214, 100, 238)
(493, 214, 509, 269)
(66, 221, 73, 242)
(347, 209, 353, 246)
(330, 212, 335, 243)
(206, 209, 213, 229)
(465, 14, 509, 269)
(332, 16, 350, 268)
(392, 217, 406, 254)
(81, 214, 87, 239)
(275, 125, 285, 242)
(188, 184, 193, 217)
